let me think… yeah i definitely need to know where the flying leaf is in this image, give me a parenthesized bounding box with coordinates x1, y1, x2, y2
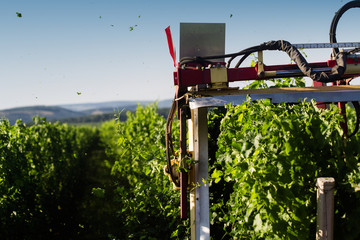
(129, 15, 141, 31)
(16, 12, 22, 18)
(77, 92, 82, 95)
(130, 24, 138, 31)
(230, 14, 233, 18)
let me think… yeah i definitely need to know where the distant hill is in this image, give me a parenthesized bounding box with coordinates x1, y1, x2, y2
(58, 107, 171, 125)
(0, 99, 172, 125)
(60, 99, 172, 113)
(0, 106, 86, 125)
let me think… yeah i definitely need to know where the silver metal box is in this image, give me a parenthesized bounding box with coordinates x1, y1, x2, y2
(180, 23, 225, 62)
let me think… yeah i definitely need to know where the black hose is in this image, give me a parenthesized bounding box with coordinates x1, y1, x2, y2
(165, 96, 180, 187)
(234, 53, 251, 68)
(329, 1, 360, 138)
(179, 45, 262, 67)
(180, 39, 347, 82)
(258, 40, 347, 82)
(330, 0, 360, 55)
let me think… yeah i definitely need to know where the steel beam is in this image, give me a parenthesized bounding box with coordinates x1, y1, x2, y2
(189, 108, 210, 240)
(188, 86, 360, 109)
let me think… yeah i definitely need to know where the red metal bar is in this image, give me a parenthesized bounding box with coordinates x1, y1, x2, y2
(180, 172, 188, 220)
(175, 62, 332, 87)
(313, 81, 327, 109)
(175, 59, 360, 87)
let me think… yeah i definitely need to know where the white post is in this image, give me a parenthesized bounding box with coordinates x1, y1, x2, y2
(316, 177, 335, 240)
(189, 108, 210, 240)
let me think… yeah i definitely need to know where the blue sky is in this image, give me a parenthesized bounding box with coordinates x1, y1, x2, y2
(0, 0, 358, 110)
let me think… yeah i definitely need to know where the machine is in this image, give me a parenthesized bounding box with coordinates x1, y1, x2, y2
(164, 1, 360, 222)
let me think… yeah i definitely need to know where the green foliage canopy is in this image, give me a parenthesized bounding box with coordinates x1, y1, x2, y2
(210, 99, 360, 239)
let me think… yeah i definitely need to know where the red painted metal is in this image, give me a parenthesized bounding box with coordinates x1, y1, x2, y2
(174, 54, 360, 221)
(313, 81, 327, 109)
(165, 26, 176, 67)
(174, 59, 360, 87)
(180, 172, 188, 220)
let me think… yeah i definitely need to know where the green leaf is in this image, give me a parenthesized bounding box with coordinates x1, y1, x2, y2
(92, 187, 105, 198)
(284, 141, 292, 155)
(211, 169, 223, 183)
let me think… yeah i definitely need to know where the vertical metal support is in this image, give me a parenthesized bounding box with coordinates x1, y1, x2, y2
(180, 22, 224, 240)
(313, 81, 327, 109)
(189, 108, 210, 240)
(188, 118, 196, 239)
(316, 177, 335, 240)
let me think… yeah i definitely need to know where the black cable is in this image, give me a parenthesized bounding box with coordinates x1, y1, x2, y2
(180, 45, 263, 67)
(165, 96, 180, 187)
(263, 40, 347, 83)
(329, 1, 360, 138)
(349, 47, 360, 55)
(179, 57, 213, 67)
(234, 53, 251, 68)
(330, 0, 360, 55)
(197, 45, 261, 61)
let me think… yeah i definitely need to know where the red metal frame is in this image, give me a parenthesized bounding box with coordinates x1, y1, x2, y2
(173, 54, 360, 220)
(174, 58, 360, 87)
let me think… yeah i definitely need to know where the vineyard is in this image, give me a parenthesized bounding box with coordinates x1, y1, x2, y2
(1, 101, 360, 239)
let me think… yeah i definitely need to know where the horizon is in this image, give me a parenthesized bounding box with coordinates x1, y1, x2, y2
(0, 98, 173, 111)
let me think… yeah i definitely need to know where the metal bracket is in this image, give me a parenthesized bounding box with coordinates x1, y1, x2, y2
(210, 66, 227, 83)
(210, 66, 228, 89)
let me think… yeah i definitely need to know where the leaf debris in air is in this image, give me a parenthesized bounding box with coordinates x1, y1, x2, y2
(129, 15, 141, 31)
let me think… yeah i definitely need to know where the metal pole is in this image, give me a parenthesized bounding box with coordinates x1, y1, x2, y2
(189, 108, 210, 240)
(316, 177, 335, 240)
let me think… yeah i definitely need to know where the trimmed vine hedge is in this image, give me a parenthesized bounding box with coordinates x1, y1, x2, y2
(1, 102, 360, 239)
(210, 99, 360, 239)
(0, 118, 99, 239)
(103, 104, 188, 239)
